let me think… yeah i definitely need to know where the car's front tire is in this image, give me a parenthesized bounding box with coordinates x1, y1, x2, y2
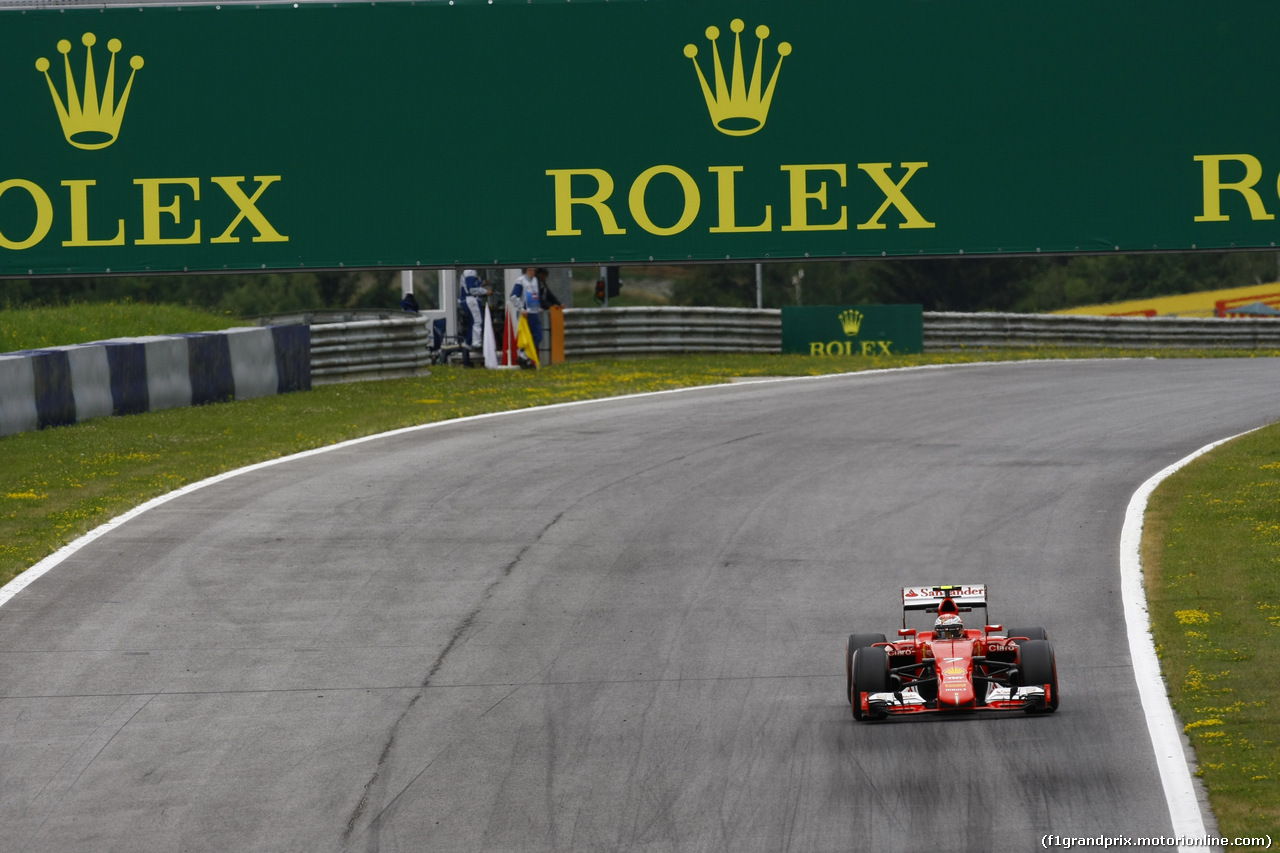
(1018, 639, 1059, 713)
(851, 645, 890, 721)
(845, 633, 887, 703)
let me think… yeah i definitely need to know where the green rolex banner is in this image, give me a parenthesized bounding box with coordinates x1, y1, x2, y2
(1, 0, 1279, 277)
(781, 305, 923, 357)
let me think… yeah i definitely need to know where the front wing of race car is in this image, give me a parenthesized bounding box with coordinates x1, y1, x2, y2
(859, 683, 1051, 718)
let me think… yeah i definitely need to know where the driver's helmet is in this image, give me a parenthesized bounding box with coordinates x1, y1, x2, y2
(934, 614, 965, 640)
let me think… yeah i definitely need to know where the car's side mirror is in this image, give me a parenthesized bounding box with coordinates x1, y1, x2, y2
(898, 628, 916, 637)
(984, 624, 1003, 635)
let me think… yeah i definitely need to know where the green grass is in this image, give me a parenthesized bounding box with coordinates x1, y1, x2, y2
(1, 302, 244, 353)
(1144, 426, 1280, 835)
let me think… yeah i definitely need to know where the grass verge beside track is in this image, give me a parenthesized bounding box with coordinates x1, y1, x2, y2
(0, 302, 243, 352)
(1143, 426, 1280, 836)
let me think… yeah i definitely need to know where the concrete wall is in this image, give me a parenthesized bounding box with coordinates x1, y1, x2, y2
(0, 325, 310, 438)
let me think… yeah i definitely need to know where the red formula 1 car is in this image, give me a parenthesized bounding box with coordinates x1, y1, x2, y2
(845, 584, 1059, 721)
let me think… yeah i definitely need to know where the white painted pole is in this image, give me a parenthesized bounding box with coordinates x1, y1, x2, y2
(503, 268, 524, 366)
(504, 268, 522, 303)
(439, 269, 458, 339)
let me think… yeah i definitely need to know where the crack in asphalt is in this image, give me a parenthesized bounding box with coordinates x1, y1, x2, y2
(18, 693, 157, 853)
(341, 510, 566, 851)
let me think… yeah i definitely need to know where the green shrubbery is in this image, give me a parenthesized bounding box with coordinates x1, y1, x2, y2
(1, 269, 405, 318)
(669, 252, 1280, 312)
(4, 251, 1278, 316)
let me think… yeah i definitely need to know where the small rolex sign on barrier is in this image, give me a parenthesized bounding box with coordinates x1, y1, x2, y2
(781, 306, 923, 357)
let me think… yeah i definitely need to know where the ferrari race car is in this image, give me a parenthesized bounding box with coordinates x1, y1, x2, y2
(845, 584, 1059, 721)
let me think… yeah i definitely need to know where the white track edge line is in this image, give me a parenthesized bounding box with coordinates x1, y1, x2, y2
(1121, 428, 1258, 852)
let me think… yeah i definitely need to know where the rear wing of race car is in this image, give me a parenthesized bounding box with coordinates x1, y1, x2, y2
(901, 584, 988, 628)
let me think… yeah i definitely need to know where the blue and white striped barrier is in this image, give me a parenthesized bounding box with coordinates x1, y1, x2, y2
(0, 354, 37, 436)
(0, 325, 310, 437)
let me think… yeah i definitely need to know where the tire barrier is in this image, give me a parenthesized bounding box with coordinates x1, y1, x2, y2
(0, 325, 310, 438)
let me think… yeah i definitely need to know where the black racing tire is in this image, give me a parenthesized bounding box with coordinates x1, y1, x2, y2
(851, 646, 890, 721)
(1018, 639, 1060, 713)
(1006, 627, 1048, 645)
(845, 633, 888, 702)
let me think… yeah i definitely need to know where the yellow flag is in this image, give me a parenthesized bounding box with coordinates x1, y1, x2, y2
(516, 313, 540, 368)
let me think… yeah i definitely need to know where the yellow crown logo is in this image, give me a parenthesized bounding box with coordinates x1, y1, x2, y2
(683, 19, 791, 137)
(36, 33, 144, 150)
(839, 309, 864, 336)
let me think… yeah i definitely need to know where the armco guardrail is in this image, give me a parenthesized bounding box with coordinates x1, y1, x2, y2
(555, 308, 1280, 359)
(562, 307, 781, 359)
(923, 312, 1280, 350)
(308, 316, 434, 384)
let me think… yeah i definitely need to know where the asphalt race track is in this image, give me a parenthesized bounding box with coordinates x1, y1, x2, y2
(2, 358, 1278, 852)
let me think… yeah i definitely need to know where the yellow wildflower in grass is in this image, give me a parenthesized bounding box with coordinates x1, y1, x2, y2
(1185, 718, 1225, 731)
(1194, 701, 1252, 714)
(1185, 664, 1205, 691)
(1176, 609, 1213, 625)
(1185, 630, 1209, 640)
(3, 491, 47, 500)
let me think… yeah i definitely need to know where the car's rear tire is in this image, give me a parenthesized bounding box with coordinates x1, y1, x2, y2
(1018, 639, 1059, 712)
(845, 633, 887, 702)
(851, 646, 890, 721)
(1006, 627, 1048, 644)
